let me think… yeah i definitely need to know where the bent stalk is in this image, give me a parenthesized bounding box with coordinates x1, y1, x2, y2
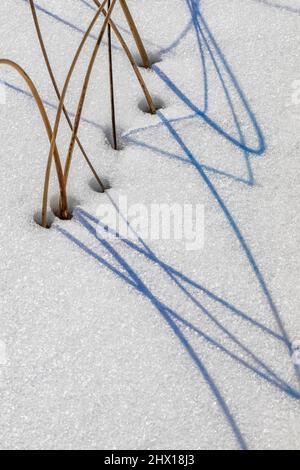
(29, 0, 105, 192)
(119, 0, 150, 69)
(64, 0, 118, 184)
(92, 0, 156, 114)
(46, 0, 109, 205)
(0, 59, 67, 228)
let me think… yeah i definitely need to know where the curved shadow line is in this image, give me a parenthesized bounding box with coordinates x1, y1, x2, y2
(56, 221, 248, 450)
(158, 110, 300, 389)
(74, 206, 299, 398)
(76, 208, 284, 343)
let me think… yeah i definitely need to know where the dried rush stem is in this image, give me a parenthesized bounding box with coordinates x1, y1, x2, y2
(0, 59, 66, 228)
(92, 0, 156, 114)
(93, 0, 151, 69)
(64, 0, 118, 184)
(107, 0, 118, 150)
(2, 0, 156, 228)
(119, 0, 150, 69)
(29, 0, 105, 192)
(44, 0, 109, 225)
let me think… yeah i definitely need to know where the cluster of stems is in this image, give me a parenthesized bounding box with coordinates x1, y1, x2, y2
(0, 0, 156, 227)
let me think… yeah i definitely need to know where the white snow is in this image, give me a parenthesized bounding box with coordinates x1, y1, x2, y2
(0, 0, 300, 450)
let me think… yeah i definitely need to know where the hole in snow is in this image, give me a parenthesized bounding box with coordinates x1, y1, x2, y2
(89, 176, 111, 194)
(134, 51, 162, 69)
(104, 126, 125, 151)
(138, 97, 165, 114)
(50, 195, 80, 221)
(34, 211, 55, 229)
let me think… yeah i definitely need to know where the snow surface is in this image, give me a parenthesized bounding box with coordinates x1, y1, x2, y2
(0, 0, 300, 450)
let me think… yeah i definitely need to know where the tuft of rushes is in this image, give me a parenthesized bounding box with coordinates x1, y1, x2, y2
(0, 0, 156, 228)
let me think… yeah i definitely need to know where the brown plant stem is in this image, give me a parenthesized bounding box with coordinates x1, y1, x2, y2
(64, 0, 118, 184)
(0, 59, 67, 228)
(45, 0, 109, 213)
(92, 0, 156, 114)
(107, 0, 118, 150)
(119, 0, 150, 69)
(29, 0, 105, 192)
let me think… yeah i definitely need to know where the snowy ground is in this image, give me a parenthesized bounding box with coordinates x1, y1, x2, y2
(0, 0, 300, 450)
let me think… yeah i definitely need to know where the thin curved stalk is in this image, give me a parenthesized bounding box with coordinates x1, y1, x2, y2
(119, 0, 150, 69)
(29, 0, 105, 192)
(0, 59, 67, 228)
(64, 0, 118, 184)
(92, 0, 156, 114)
(46, 0, 109, 204)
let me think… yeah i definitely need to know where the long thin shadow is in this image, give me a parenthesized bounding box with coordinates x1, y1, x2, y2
(121, 0, 260, 185)
(76, 208, 283, 343)
(158, 110, 300, 387)
(72, 207, 300, 399)
(55, 222, 248, 450)
(56, 203, 299, 449)
(1, 80, 103, 131)
(78, 0, 193, 54)
(117, 0, 300, 387)
(9, 0, 256, 185)
(250, 0, 300, 15)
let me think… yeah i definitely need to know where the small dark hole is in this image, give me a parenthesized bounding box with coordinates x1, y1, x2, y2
(34, 211, 55, 229)
(50, 195, 79, 220)
(104, 126, 125, 151)
(134, 52, 162, 69)
(138, 97, 165, 114)
(89, 177, 111, 193)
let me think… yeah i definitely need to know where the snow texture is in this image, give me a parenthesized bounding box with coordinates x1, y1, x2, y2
(0, 0, 300, 450)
